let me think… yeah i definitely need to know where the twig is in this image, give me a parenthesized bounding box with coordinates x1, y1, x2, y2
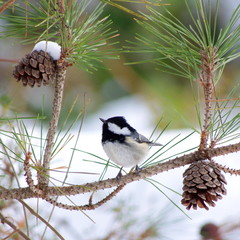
(24, 152, 43, 195)
(2, 230, 19, 240)
(0, 212, 30, 240)
(57, 0, 65, 14)
(0, 185, 65, 239)
(0, 138, 30, 236)
(0, 0, 15, 13)
(18, 199, 65, 240)
(44, 184, 126, 210)
(210, 159, 240, 176)
(24, 152, 125, 211)
(40, 60, 67, 240)
(1, 142, 240, 201)
(40, 2, 67, 236)
(199, 48, 217, 151)
(41, 64, 67, 188)
(0, 58, 19, 63)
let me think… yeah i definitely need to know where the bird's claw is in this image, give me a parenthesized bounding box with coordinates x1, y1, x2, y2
(135, 165, 142, 174)
(116, 167, 123, 181)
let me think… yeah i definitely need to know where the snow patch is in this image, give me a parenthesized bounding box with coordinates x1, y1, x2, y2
(33, 41, 61, 60)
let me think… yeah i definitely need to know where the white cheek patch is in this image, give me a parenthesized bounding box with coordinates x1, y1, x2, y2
(108, 122, 131, 135)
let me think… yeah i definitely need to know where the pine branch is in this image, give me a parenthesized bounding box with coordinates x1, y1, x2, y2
(43, 184, 126, 210)
(210, 159, 240, 176)
(1, 142, 239, 201)
(41, 63, 67, 188)
(127, 0, 240, 79)
(0, 0, 120, 71)
(199, 47, 217, 150)
(23, 148, 125, 211)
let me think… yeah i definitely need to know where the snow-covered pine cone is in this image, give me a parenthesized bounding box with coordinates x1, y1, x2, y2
(181, 160, 227, 210)
(13, 50, 57, 87)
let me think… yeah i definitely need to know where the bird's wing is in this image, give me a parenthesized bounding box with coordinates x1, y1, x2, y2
(133, 132, 162, 146)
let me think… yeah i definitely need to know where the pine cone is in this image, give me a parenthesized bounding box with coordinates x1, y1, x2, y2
(181, 160, 227, 210)
(200, 223, 221, 239)
(13, 50, 57, 87)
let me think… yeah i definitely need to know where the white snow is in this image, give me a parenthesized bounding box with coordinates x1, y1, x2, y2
(33, 41, 61, 60)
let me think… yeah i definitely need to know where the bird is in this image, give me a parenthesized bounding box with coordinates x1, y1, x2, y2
(100, 116, 162, 179)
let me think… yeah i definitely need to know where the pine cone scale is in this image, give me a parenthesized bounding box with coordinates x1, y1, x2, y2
(192, 177, 203, 184)
(196, 183, 208, 189)
(37, 54, 44, 63)
(24, 66, 32, 76)
(30, 58, 38, 68)
(201, 174, 212, 181)
(17, 65, 25, 75)
(22, 57, 30, 65)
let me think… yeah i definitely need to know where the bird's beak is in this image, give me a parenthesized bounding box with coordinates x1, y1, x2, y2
(99, 118, 106, 123)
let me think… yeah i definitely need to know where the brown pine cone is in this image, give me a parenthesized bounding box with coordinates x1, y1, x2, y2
(200, 223, 221, 239)
(181, 160, 227, 210)
(13, 50, 57, 87)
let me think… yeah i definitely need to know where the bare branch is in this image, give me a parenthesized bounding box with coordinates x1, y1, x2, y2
(44, 184, 126, 210)
(0, 212, 30, 240)
(41, 64, 67, 187)
(199, 48, 217, 150)
(210, 159, 240, 176)
(0, 142, 239, 201)
(0, 58, 19, 63)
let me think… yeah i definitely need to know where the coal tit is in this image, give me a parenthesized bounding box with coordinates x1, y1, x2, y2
(100, 116, 162, 178)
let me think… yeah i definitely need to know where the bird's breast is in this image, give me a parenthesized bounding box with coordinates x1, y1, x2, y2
(102, 138, 149, 167)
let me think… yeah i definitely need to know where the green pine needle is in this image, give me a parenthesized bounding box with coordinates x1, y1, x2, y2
(0, 0, 120, 72)
(126, 0, 240, 80)
(145, 178, 191, 219)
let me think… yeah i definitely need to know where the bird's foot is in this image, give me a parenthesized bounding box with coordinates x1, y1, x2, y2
(135, 165, 142, 174)
(116, 167, 123, 181)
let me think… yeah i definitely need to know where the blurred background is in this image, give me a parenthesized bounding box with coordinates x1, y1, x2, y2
(0, 0, 240, 239)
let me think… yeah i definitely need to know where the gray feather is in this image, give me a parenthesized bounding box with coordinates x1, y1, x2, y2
(132, 132, 162, 146)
